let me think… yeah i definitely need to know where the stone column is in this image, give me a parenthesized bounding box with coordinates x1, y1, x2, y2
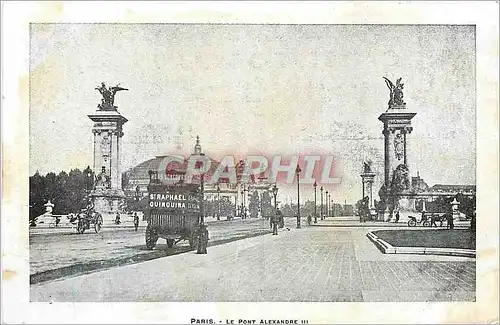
(368, 180, 374, 209)
(236, 182, 241, 215)
(93, 130, 101, 173)
(103, 131, 112, 178)
(88, 110, 127, 223)
(403, 128, 408, 166)
(387, 128, 396, 183)
(117, 131, 122, 189)
(362, 178, 365, 200)
(361, 172, 376, 218)
(383, 127, 390, 187)
(378, 108, 416, 222)
(110, 131, 119, 189)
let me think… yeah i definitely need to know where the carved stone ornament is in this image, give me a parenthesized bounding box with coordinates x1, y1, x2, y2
(394, 133, 404, 160)
(101, 133, 111, 159)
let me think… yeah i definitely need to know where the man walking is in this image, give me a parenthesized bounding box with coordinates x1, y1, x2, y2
(271, 209, 279, 235)
(446, 212, 454, 229)
(133, 212, 139, 232)
(448, 213, 455, 230)
(115, 212, 121, 225)
(196, 223, 209, 254)
(430, 213, 437, 227)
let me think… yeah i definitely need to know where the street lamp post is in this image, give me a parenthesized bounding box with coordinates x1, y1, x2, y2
(240, 190, 244, 218)
(85, 166, 93, 196)
(325, 190, 329, 219)
(216, 184, 221, 220)
(84, 166, 93, 210)
(328, 193, 331, 217)
(320, 186, 324, 220)
(295, 164, 302, 229)
(272, 184, 279, 235)
(243, 186, 248, 218)
(313, 181, 317, 224)
(200, 173, 205, 224)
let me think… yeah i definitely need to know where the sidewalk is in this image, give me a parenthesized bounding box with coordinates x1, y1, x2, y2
(313, 216, 471, 229)
(29, 216, 257, 235)
(30, 218, 276, 282)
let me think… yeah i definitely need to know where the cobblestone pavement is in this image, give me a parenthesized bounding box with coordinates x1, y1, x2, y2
(30, 218, 283, 275)
(31, 225, 475, 302)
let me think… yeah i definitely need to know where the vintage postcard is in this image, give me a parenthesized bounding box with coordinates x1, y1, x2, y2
(2, 1, 499, 324)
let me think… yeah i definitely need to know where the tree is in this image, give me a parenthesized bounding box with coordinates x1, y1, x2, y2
(355, 197, 370, 219)
(44, 172, 58, 204)
(343, 204, 354, 216)
(29, 167, 95, 219)
(29, 171, 46, 220)
(332, 203, 344, 217)
(56, 171, 70, 214)
(281, 203, 294, 217)
(249, 191, 260, 218)
(219, 197, 235, 220)
(456, 193, 476, 217)
(302, 200, 315, 218)
(261, 191, 273, 219)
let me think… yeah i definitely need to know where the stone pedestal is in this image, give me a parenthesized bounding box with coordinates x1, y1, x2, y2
(91, 188, 126, 222)
(383, 207, 392, 222)
(361, 172, 375, 208)
(361, 171, 378, 220)
(88, 109, 128, 223)
(44, 200, 55, 214)
(450, 198, 461, 220)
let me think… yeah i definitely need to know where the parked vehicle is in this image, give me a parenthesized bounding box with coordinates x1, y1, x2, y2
(407, 212, 448, 227)
(76, 209, 103, 234)
(145, 170, 203, 250)
(407, 214, 430, 227)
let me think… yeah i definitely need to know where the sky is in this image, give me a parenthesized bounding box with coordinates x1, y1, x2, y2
(29, 24, 476, 203)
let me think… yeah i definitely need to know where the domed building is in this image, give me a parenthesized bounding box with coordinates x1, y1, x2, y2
(121, 136, 273, 219)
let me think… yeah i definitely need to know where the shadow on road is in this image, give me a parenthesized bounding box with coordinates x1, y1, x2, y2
(30, 230, 272, 285)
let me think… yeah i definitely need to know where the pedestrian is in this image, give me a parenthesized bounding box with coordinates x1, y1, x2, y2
(307, 214, 312, 226)
(277, 209, 284, 229)
(420, 211, 426, 223)
(68, 213, 78, 224)
(272, 210, 279, 235)
(115, 212, 121, 225)
(395, 211, 400, 223)
(448, 213, 455, 230)
(470, 209, 476, 232)
(133, 212, 139, 232)
(430, 213, 437, 227)
(196, 223, 209, 254)
(445, 212, 454, 229)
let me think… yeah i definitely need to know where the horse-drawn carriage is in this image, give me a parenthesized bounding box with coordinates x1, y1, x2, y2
(407, 212, 446, 227)
(145, 170, 203, 250)
(75, 208, 103, 234)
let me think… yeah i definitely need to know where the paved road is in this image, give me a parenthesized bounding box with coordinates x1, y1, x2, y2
(31, 225, 475, 302)
(30, 218, 283, 276)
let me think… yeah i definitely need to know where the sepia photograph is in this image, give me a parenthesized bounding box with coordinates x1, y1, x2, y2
(2, 2, 498, 324)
